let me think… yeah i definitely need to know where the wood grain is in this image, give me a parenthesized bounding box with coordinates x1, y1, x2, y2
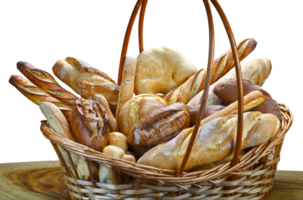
(0, 161, 302, 199)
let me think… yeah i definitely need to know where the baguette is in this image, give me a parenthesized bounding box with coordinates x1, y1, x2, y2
(52, 57, 120, 113)
(39, 102, 93, 180)
(188, 58, 272, 106)
(116, 56, 137, 118)
(164, 38, 257, 104)
(9, 75, 72, 120)
(138, 112, 281, 170)
(17, 61, 78, 108)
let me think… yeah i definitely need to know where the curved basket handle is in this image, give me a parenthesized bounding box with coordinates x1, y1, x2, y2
(118, 0, 244, 177)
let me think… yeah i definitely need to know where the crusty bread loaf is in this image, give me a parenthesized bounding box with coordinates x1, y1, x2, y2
(39, 102, 92, 180)
(117, 94, 168, 136)
(9, 75, 72, 120)
(52, 57, 120, 111)
(17, 61, 78, 108)
(135, 46, 198, 95)
(214, 78, 282, 121)
(138, 112, 281, 170)
(188, 58, 272, 106)
(71, 99, 110, 152)
(164, 38, 257, 104)
(128, 103, 190, 147)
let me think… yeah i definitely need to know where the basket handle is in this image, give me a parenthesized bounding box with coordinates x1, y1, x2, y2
(118, 0, 244, 176)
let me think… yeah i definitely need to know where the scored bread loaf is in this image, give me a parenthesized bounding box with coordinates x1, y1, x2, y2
(164, 38, 257, 104)
(52, 57, 120, 113)
(71, 99, 110, 152)
(138, 111, 280, 170)
(39, 102, 95, 180)
(188, 58, 272, 107)
(17, 61, 78, 108)
(9, 75, 72, 120)
(117, 94, 168, 136)
(134, 46, 198, 95)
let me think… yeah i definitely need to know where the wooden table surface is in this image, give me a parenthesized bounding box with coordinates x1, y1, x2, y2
(0, 161, 302, 200)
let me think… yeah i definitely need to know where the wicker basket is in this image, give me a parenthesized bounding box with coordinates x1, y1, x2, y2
(41, 0, 293, 199)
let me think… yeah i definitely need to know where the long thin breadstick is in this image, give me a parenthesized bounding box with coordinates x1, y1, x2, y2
(116, 57, 137, 118)
(200, 90, 265, 126)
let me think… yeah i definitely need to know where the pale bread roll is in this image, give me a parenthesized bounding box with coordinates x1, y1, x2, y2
(138, 112, 280, 170)
(188, 58, 272, 106)
(99, 146, 125, 184)
(108, 132, 128, 153)
(116, 56, 137, 118)
(135, 46, 197, 95)
(39, 102, 91, 180)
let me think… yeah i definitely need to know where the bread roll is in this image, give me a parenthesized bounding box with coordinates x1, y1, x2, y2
(188, 58, 272, 107)
(117, 94, 168, 136)
(17, 61, 78, 108)
(108, 132, 128, 153)
(52, 57, 120, 111)
(213, 79, 282, 121)
(135, 46, 198, 95)
(165, 38, 257, 104)
(39, 102, 92, 180)
(71, 99, 110, 152)
(138, 112, 280, 170)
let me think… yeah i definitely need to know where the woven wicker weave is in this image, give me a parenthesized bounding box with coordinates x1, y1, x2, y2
(41, 103, 292, 199)
(41, 0, 293, 199)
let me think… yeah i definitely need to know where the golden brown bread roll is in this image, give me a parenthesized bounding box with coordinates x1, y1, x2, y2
(17, 61, 78, 108)
(164, 38, 257, 104)
(52, 57, 120, 111)
(108, 132, 128, 153)
(213, 78, 282, 121)
(134, 46, 198, 95)
(117, 94, 168, 136)
(128, 103, 190, 147)
(71, 99, 110, 152)
(138, 112, 281, 170)
(9, 75, 72, 120)
(188, 58, 272, 106)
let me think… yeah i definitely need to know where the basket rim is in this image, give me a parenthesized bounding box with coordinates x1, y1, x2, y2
(41, 103, 293, 185)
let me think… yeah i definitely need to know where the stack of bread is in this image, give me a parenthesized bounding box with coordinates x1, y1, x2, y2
(9, 37, 282, 183)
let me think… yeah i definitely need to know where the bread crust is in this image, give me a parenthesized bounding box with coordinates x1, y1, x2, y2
(138, 112, 280, 170)
(52, 57, 120, 105)
(214, 78, 282, 121)
(71, 99, 110, 152)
